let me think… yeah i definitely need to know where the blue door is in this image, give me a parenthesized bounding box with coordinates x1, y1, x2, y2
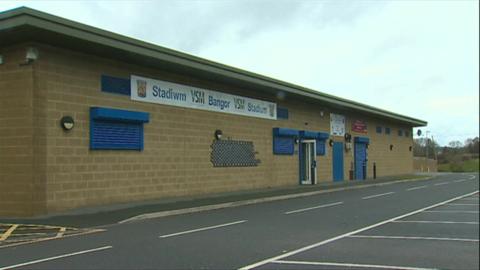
(355, 142, 367, 180)
(332, 142, 344, 181)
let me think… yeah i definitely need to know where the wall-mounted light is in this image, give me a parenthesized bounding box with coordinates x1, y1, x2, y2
(0, 54, 3, 65)
(390, 144, 394, 151)
(26, 47, 39, 63)
(294, 137, 299, 144)
(344, 133, 352, 142)
(366, 143, 369, 149)
(320, 111, 324, 117)
(409, 146, 412, 152)
(345, 142, 352, 151)
(329, 139, 334, 147)
(214, 129, 223, 140)
(60, 116, 75, 131)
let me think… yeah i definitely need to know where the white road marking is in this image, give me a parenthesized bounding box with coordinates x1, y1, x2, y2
(159, 220, 247, 238)
(467, 175, 476, 180)
(424, 210, 478, 213)
(434, 182, 449, 186)
(362, 192, 395, 200)
(349, 235, 479, 242)
(454, 179, 468, 183)
(445, 203, 477, 206)
(239, 190, 478, 270)
(285, 202, 343, 215)
(393, 220, 479, 225)
(0, 246, 112, 270)
(272, 260, 437, 270)
(407, 185, 428, 191)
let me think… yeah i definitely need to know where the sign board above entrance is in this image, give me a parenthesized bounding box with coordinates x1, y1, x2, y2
(330, 113, 345, 136)
(352, 120, 368, 133)
(131, 75, 277, 120)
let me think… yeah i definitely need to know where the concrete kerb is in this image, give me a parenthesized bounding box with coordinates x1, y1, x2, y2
(119, 176, 434, 224)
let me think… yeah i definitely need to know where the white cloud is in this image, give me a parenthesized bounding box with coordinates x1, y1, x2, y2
(1, 0, 478, 145)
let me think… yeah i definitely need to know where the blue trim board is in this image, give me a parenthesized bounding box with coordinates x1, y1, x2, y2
(300, 130, 317, 139)
(101, 75, 131, 96)
(91, 107, 149, 123)
(354, 136, 370, 144)
(317, 132, 329, 139)
(273, 128, 299, 137)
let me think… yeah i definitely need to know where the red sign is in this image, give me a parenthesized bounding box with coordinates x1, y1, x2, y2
(352, 120, 368, 133)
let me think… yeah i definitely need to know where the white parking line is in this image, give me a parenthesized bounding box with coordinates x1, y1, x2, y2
(0, 246, 113, 270)
(445, 203, 477, 206)
(407, 185, 428, 191)
(454, 179, 468, 183)
(349, 235, 479, 242)
(272, 260, 437, 270)
(393, 220, 479, 225)
(362, 192, 394, 200)
(285, 202, 343, 215)
(239, 190, 478, 270)
(424, 210, 478, 213)
(159, 220, 247, 238)
(434, 182, 449, 186)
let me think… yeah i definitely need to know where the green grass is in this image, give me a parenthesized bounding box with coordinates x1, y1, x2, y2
(438, 159, 479, 172)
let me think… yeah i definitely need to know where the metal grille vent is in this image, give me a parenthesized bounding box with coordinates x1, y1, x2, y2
(211, 140, 261, 167)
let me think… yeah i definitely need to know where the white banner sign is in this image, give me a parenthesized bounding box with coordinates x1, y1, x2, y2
(330, 113, 345, 136)
(131, 75, 276, 120)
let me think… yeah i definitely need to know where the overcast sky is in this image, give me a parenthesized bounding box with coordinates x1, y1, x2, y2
(1, 0, 478, 146)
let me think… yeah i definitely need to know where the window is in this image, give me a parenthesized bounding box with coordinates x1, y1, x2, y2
(277, 107, 289, 120)
(316, 132, 329, 156)
(376, 126, 382, 134)
(273, 128, 299, 155)
(90, 107, 149, 150)
(385, 127, 391, 135)
(405, 130, 410, 137)
(398, 130, 403, 136)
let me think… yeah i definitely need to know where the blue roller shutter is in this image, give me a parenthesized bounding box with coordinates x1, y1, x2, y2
(90, 107, 149, 150)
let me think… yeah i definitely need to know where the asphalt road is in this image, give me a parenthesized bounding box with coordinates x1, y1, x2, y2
(0, 173, 478, 270)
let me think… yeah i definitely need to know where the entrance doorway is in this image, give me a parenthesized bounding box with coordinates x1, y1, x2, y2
(354, 141, 368, 180)
(332, 142, 344, 181)
(299, 140, 317, 185)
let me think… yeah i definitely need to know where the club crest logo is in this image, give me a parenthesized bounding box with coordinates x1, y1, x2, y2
(137, 79, 147, 98)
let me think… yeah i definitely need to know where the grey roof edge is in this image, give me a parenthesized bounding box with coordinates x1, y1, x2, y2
(0, 6, 427, 126)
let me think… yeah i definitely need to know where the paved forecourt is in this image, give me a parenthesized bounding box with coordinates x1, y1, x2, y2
(0, 173, 477, 270)
(245, 176, 479, 270)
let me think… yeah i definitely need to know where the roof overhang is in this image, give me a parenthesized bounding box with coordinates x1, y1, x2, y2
(0, 7, 427, 127)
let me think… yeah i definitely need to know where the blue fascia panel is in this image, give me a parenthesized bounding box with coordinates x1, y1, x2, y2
(273, 128, 299, 137)
(91, 107, 149, 123)
(300, 130, 318, 139)
(101, 75, 131, 96)
(354, 136, 370, 144)
(317, 132, 330, 140)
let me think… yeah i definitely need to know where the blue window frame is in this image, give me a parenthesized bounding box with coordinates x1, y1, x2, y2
(385, 127, 391, 135)
(273, 128, 299, 155)
(90, 107, 149, 150)
(376, 126, 382, 134)
(277, 107, 289, 119)
(316, 132, 329, 156)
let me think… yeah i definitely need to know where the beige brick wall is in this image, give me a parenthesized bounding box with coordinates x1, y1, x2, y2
(1, 43, 416, 216)
(0, 44, 46, 217)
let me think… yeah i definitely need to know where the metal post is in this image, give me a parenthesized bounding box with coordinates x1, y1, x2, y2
(373, 162, 376, 179)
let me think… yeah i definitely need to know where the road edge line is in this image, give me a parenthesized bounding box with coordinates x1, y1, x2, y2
(119, 176, 434, 224)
